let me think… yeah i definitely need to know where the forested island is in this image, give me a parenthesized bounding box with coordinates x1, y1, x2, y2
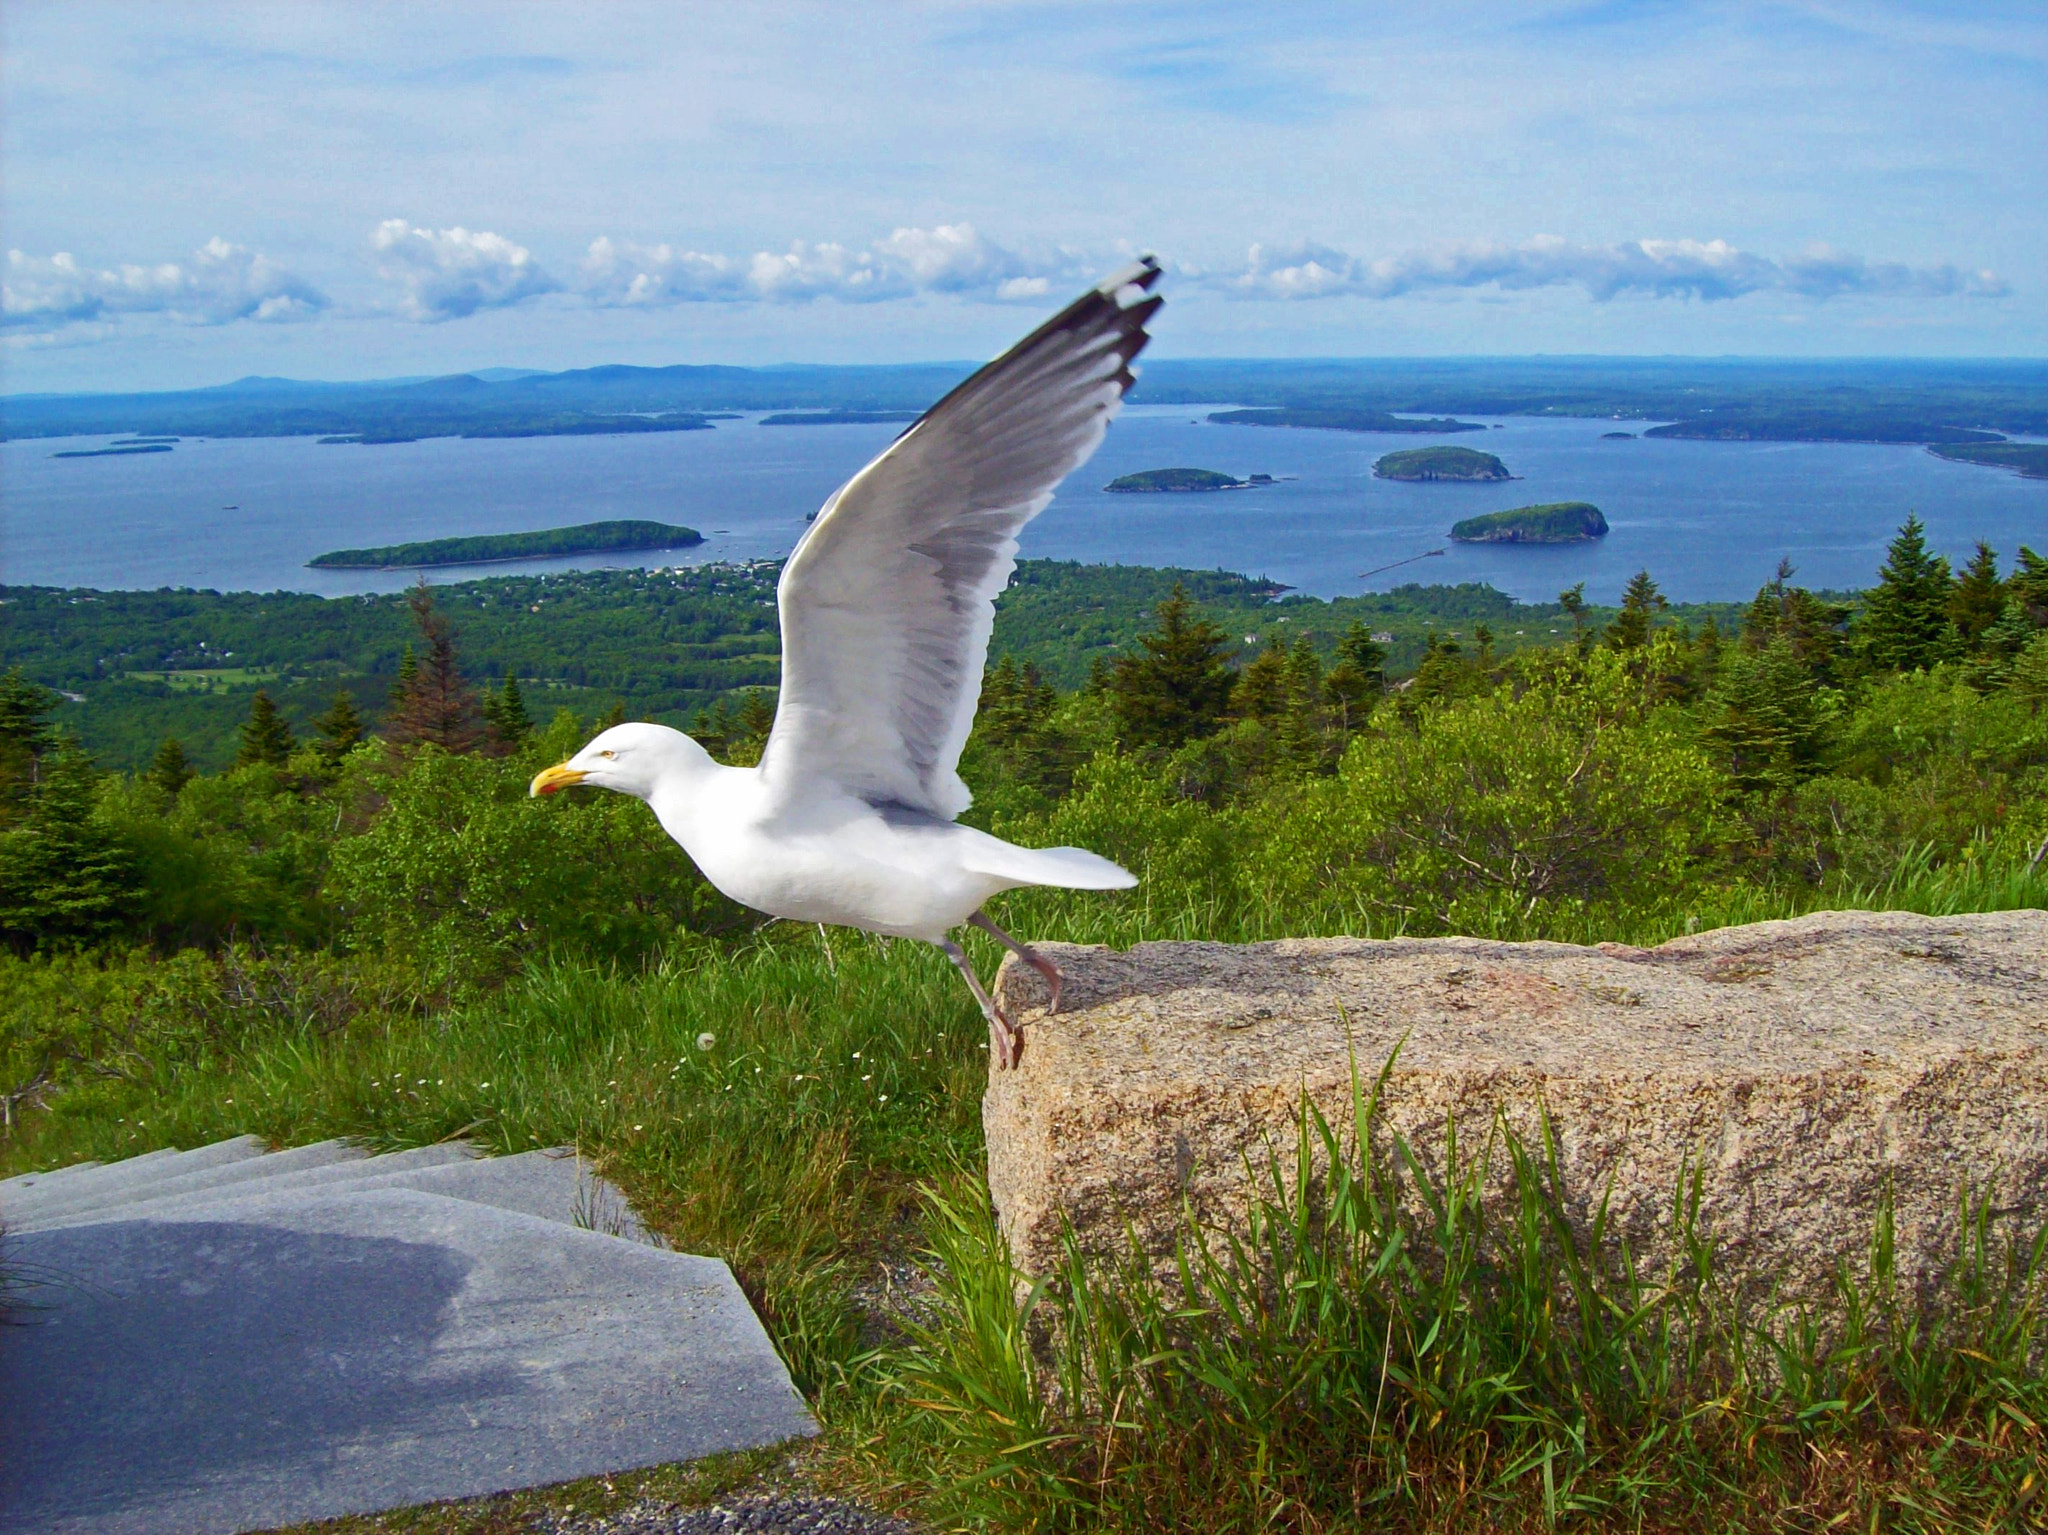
(1928, 442, 2048, 479)
(1210, 408, 1486, 434)
(1451, 502, 1609, 544)
(1600, 431, 1636, 440)
(758, 410, 922, 426)
(1374, 446, 1513, 481)
(51, 444, 174, 459)
(1104, 468, 1269, 493)
(308, 520, 704, 570)
(316, 413, 713, 446)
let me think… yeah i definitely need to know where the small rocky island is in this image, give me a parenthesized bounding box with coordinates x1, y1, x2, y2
(1450, 502, 1609, 544)
(309, 519, 703, 570)
(1600, 431, 1637, 440)
(1104, 467, 1273, 493)
(1373, 446, 1512, 482)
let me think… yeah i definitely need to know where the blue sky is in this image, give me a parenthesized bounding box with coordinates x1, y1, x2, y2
(4, 1, 2042, 392)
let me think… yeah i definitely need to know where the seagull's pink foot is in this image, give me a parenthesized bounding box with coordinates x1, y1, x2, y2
(968, 910, 1063, 1015)
(940, 936, 1025, 1071)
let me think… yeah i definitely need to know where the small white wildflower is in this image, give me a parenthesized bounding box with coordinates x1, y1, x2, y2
(878, 1094, 889, 1103)
(861, 1074, 872, 1082)
(697, 1032, 716, 1052)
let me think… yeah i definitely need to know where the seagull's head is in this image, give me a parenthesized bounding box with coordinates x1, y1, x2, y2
(529, 721, 704, 803)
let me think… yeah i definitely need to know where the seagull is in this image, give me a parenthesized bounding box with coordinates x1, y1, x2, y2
(530, 258, 1164, 1067)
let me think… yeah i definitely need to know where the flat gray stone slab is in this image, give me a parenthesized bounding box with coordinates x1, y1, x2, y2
(0, 1188, 815, 1535)
(1, 1138, 266, 1223)
(15, 1142, 479, 1233)
(6, 1138, 365, 1225)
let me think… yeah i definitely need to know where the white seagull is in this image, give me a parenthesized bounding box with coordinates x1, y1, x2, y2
(530, 258, 1164, 1067)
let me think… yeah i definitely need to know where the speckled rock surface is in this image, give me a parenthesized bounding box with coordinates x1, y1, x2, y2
(985, 910, 2048, 1307)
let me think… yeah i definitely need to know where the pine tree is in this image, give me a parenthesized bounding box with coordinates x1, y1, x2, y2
(235, 690, 295, 768)
(1229, 641, 1291, 724)
(482, 674, 532, 751)
(1707, 640, 1824, 796)
(0, 668, 57, 824)
(0, 741, 138, 952)
(2011, 546, 2048, 628)
(1322, 622, 1386, 730)
(385, 583, 483, 752)
(1858, 515, 1956, 672)
(1949, 542, 2005, 649)
(594, 699, 627, 733)
(146, 737, 195, 796)
(312, 690, 366, 763)
(1742, 559, 1852, 681)
(1605, 570, 1667, 651)
(1558, 583, 1590, 654)
(734, 691, 776, 762)
(389, 644, 418, 709)
(1108, 583, 1236, 748)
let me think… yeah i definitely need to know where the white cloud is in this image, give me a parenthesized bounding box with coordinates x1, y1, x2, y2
(578, 223, 1070, 307)
(1224, 237, 2010, 304)
(372, 219, 558, 321)
(2, 238, 327, 330)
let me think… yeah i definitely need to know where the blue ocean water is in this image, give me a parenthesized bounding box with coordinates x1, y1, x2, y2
(2, 405, 2040, 604)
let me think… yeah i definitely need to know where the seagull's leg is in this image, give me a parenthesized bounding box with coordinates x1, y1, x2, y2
(938, 938, 1023, 1070)
(968, 910, 1063, 1016)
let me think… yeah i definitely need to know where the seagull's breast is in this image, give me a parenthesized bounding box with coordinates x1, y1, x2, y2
(649, 775, 1005, 940)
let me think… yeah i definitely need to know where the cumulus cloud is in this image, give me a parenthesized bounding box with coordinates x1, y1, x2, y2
(2, 238, 327, 330)
(579, 223, 1069, 307)
(372, 219, 558, 320)
(1224, 236, 2009, 303)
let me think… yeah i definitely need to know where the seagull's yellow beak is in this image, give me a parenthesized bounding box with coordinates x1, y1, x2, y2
(529, 762, 589, 797)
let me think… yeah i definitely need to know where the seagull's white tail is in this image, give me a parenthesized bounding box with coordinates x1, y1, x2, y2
(966, 841, 1138, 891)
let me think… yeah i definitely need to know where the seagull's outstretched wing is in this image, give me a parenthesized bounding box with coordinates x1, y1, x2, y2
(759, 257, 1162, 818)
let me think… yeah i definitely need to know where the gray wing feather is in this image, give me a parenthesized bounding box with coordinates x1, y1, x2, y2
(761, 259, 1162, 818)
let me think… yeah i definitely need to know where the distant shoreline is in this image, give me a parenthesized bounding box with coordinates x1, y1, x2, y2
(309, 519, 704, 570)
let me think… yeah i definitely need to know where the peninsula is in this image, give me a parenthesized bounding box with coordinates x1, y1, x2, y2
(308, 520, 704, 570)
(1210, 408, 1486, 434)
(1374, 446, 1512, 482)
(51, 444, 174, 459)
(1104, 467, 1271, 493)
(1450, 502, 1609, 544)
(759, 410, 922, 426)
(1927, 442, 2048, 480)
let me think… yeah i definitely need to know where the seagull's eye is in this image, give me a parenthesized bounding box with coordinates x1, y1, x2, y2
(598, 749, 617, 759)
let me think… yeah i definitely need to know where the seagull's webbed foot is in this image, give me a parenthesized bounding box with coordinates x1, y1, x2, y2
(940, 937, 1023, 1069)
(968, 910, 1064, 1016)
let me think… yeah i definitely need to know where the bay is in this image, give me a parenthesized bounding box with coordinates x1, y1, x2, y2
(2, 406, 2040, 604)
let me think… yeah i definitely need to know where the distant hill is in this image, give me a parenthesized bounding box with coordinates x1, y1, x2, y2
(1104, 467, 1260, 493)
(1374, 446, 1512, 482)
(1451, 502, 1609, 544)
(308, 520, 703, 570)
(1926, 442, 2048, 479)
(1642, 414, 2004, 445)
(1209, 408, 1486, 434)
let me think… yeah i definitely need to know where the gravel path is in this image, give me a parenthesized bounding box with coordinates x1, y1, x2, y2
(538, 1494, 921, 1534)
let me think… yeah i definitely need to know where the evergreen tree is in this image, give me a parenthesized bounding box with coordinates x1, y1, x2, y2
(1741, 559, 1851, 682)
(385, 583, 483, 752)
(146, 737, 195, 796)
(733, 691, 777, 762)
(1707, 640, 1824, 795)
(312, 689, 366, 763)
(0, 742, 139, 953)
(594, 699, 628, 733)
(389, 644, 418, 709)
(1275, 637, 1328, 770)
(1229, 641, 1291, 724)
(1605, 570, 1667, 651)
(1949, 542, 2006, 648)
(0, 668, 57, 823)
(481, 674, 532, 751)
(1558, 583, 1591, 654)
(1322, 622, 1387, 731)
(1858, 515, 1956, 672)
(235, 690, 296, 768)
(1472, 622, 1496, 671)
(1108, 583, 1236, 748)
(2011, 546, 2048, 628)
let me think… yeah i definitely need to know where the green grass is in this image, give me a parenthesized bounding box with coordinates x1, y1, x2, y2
(5, 863, 2045, 1532)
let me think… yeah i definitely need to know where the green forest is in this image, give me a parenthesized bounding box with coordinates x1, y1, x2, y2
(1450, 501, 1609, 543)
(4, 518, 2046, 1530)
